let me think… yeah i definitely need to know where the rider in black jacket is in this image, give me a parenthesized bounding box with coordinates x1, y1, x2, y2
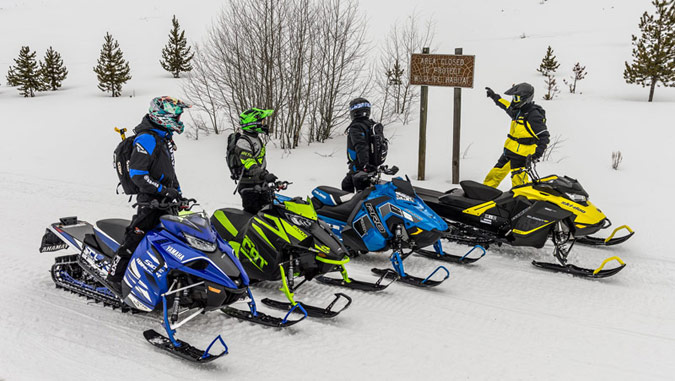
(341, 98, 378, 193)
(106, 96, 190, 292)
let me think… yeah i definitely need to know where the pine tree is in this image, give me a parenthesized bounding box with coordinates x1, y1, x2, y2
(563, 62, 587, 93)
(537, 45, 560, 76)
(160, 15, 195, 78)
(40, 46, 68, 91)
(543, 73, 560, 100)
(624, 0, 675, 102)
(93, 32, 132, 97)
(6, 46, 43, 97)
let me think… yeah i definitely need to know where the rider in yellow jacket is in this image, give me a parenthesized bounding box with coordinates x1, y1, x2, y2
(483, 83, 550, 188)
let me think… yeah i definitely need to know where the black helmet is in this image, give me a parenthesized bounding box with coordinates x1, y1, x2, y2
(504, 83, 534, 109)
(349, 98, 371, 120)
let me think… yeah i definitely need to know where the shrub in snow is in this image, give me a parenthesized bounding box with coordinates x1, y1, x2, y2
(160, 15, 194, 78)
(612, 151, 623, 170)
(624, 0, 675, 102)
(543, 73, 560, 100)
(563, 62, 587, 94)
(40, 46, 68, 91)
(93, 32, 131, 97)
(6, 46, 43, 97)
(541, 134, 566, 161)
(537, 45, 560, 77)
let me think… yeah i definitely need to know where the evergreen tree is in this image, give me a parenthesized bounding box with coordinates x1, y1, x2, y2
(537, 45, 560, 76)
(40, 46, 68, 91)
(160, 15, 195, 78)
(624, 0, 675, 102)
(543, 73, 560, 100)
(93, 32, 132, 97)
(6, 46, 43, 97)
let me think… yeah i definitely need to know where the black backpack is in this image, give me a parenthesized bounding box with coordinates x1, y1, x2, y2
(369, 122, 388, 167)
(226, 132, 255, 181)
(113, 130, 158, 194)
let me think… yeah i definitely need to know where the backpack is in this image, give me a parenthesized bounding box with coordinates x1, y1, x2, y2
(113, 130, 158, 194)
(226, 132, 255, 181)
(369, 122, 388, 167)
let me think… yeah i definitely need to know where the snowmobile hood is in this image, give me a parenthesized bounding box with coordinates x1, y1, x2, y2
(377, 178, 448, 233)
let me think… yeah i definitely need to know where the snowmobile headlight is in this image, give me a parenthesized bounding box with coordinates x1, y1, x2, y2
(395, 191, 415, 203)
(565, 192, 587, 203)
(183, 233, 217, 252)
(288, 214, 313, 228)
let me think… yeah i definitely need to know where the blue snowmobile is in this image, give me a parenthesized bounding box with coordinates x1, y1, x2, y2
(39, 198, 305, 363)
(308, 166, 484, 288)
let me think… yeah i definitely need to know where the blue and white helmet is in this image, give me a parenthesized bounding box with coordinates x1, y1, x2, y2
(148, 96, 191, 134)
(349, 97, 371, 120)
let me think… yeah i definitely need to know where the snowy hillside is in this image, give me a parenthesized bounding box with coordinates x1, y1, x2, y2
(1, 0, 674, 380)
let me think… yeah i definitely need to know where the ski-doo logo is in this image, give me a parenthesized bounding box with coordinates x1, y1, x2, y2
(166, 245, 185, 260)
(365, 203, 386, 234)
(561, 201, 585, 214)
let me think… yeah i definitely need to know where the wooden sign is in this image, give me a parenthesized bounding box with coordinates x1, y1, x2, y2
(410, 53, 475, 88)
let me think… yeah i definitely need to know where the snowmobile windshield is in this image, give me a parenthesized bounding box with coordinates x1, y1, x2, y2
(392, 177, 416, 198)
(284, 197, 318, 221)
(161, 211, 218, 243)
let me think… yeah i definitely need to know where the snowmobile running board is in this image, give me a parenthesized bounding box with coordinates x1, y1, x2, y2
(576, 225, 635, 246)
(144, 330, 227, 363)
(414, 241, 487, 264)
(315, 273, 395, 292)
(532, 256, 626, 278)
(261, 293, 352, 319)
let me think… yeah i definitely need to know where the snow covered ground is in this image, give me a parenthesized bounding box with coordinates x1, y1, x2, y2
(1, 0, 674, 379)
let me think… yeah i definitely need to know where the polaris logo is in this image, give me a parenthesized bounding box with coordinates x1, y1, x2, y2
(365, 203, 386, 234)
(166, 245, 185, 260)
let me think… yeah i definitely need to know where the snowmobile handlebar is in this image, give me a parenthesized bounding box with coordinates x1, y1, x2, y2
(363, 165, 399, 185)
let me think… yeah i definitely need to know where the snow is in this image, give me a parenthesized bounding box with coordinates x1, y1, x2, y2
(1, 0, 674, 380)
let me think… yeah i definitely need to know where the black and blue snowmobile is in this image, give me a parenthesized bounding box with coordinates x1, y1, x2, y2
(39, 198, 303, 363)
(212, 181, 391, 320)
(310, 166, 482, 288)
(414, 158, 631, 278)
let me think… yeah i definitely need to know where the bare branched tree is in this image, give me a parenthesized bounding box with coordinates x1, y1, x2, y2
(182, 0, 367, 149)
(376, 11, 436, 124)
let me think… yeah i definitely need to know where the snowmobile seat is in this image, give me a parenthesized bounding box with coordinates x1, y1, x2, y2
(312, 186, 355, 206)
(438, 189, 486, 210)
(96, 219, 129, 246)
(413, 186, 446, 201)
(315, 188, 371, 222)
(459, 180, 503, 201)
(219, 208, 254, 231)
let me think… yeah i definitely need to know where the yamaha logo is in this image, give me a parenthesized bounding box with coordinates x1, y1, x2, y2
(166, 245, 185, 260)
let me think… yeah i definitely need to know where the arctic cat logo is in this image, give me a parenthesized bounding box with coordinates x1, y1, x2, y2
(135, 143, 148, 154)
(240, 236, 268, 270)
(166, 245, 185, 260)
(561, 201, 585, 214)
(365, 203, 386, 234)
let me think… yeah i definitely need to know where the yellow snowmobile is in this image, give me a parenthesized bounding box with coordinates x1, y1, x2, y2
(415, 158, 633, 278)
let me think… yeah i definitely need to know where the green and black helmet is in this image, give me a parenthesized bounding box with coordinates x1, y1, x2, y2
(240, 108, 274, 134)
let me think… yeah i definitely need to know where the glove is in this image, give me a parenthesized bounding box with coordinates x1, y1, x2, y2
(264, 172, 278, 183)
(486, 87, 496, 99)
(161, 187, 180, 200)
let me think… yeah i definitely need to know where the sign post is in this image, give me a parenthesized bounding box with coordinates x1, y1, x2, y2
(417, 47, 430, 181)
(410, 50, 475, 183)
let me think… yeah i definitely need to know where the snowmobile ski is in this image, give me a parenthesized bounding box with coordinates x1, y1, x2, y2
(144, 329, 228, 363)
(370, 268, 448, 288)
(261, 292, 352, 319)
(531, 256, 626, 278)
(576, 225, 634, 246)
(315, 272, 395, 292)
(414, 240, 486, 264)
(221, 306, 307, 327)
